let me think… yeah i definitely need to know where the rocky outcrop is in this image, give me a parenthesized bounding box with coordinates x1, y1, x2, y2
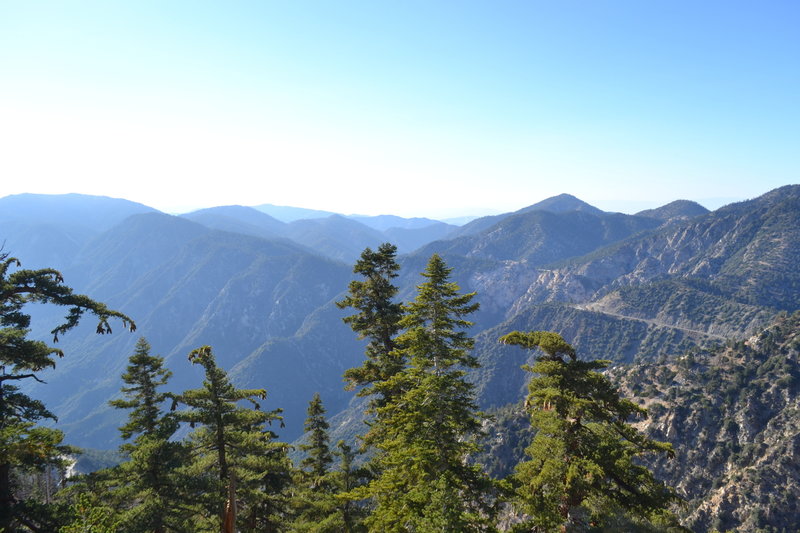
(610, 311, 800, 532)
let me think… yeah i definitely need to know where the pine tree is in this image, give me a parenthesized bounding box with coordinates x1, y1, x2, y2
(0, 253, 135, 532)
(59, 493, 119, 533)
(176, 345, 289, 533)
(106, 337, 190, 533)
(289, 394, 352, 533)
(358, 254, 496, 532)
(336, 244, 405, 523)
(331, 440, 368, 533)
(298, 393, 333, 484)
(337, 243, 404, 407)
(500, 331, 678, 532)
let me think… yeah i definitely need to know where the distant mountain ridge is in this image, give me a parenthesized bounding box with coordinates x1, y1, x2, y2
(181, 206, 458, 261)
(635, 199, 709, 221)
(2, 186, 798, 463)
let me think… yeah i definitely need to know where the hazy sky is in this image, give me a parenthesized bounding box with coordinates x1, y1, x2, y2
(1, 1, 797, 217)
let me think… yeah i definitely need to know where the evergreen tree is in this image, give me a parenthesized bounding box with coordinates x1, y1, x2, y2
(289, 394, 348, 533)
(289, 394, 368, 533)
(176, 345, 289, 533)
(58, 493, 119, 533)
(330, 440, 368, 533)
(336, 243, 405, 523)
(499, 331, 678, 532)
(0, 253, 135, 532)
(106, 337, 190, 533)
(297, 393, 333, 483)
(337, 243, 404, 407)
(358, 254, 496, 532)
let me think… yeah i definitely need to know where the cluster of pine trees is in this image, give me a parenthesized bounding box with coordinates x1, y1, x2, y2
(1, 247, 685, 532)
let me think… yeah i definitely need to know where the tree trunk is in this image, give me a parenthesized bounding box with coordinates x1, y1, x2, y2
(222, 474, 236, 533)
(0, 462, 15, 532)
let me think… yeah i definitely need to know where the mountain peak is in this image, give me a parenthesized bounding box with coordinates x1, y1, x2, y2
(635, 200, 709, 221)
(515, 193, 604, 216)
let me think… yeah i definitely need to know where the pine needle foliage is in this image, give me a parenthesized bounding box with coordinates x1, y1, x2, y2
(106, 337, 191, 533)
(290, 395, 367, 533)
(500, 331, 679, 531)
(176, 345, 289, 533)
(358, 254, 497, 532)
(0, 252, 135, 532)
(337, 243, 404, 407)
(298, 393, 333, 484)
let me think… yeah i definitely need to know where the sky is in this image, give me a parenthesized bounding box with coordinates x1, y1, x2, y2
(1, 1, 798, 218)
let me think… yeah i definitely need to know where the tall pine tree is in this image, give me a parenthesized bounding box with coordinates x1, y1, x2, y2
(176, 345, 289, 533)
(107, 337, 190, 533)
(337, 243, 404, 408)
(500, 331, 678, 531)
(289, 393, 367, 533)
(358, 254, 496, 532)
(297, 393, 333, 485)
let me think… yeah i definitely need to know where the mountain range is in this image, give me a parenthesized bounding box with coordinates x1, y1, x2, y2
(2, 186, 799, 530)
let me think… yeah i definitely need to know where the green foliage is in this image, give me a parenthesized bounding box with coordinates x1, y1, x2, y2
(102, 337, 192, 533)
(58, 493, 119, 533)
(298, 393, 333, 482)
(0, 252, 135, 532)
(502, 330, 678, 531)
(290, 395, 368, 532)
(357, 254, 497, 532)
(337, 243, 404, 407)
(109, 337, 174, 442)
(176, 345, 290, 532)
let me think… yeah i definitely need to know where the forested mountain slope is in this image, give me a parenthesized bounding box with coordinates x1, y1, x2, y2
(460, 186, 800, 405)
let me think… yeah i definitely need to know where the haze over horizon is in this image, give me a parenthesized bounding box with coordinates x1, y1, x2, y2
(1, 2, 797, 217)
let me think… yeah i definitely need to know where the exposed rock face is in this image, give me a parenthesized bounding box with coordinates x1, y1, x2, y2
(610, 311, 800, 532)
(512, 187, 800, 314)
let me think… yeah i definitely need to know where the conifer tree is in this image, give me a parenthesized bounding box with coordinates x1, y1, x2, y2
(337, 243, 404, 407)
(289, 394, 351, 533)
(336, 244, 405, 520)
(298, 393, 333, 484)
(107, 337, 190, 533)
(500, 331, 678, 532)
(59, 493, 120, 533)
(0, 253, 135, 532)
(176, 345, 289, 533)
(358, 254, 496, 532)
(331, 440, 367, 533)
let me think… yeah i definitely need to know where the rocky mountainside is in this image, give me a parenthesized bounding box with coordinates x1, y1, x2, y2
(515, 185, 800, 312)
(476, 312, 800, 531)
(609, 310, 800, 532)
(635, 199, 710, 222)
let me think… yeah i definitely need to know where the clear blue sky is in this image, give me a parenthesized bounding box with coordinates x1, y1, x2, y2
(1, 1, 797, 217)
